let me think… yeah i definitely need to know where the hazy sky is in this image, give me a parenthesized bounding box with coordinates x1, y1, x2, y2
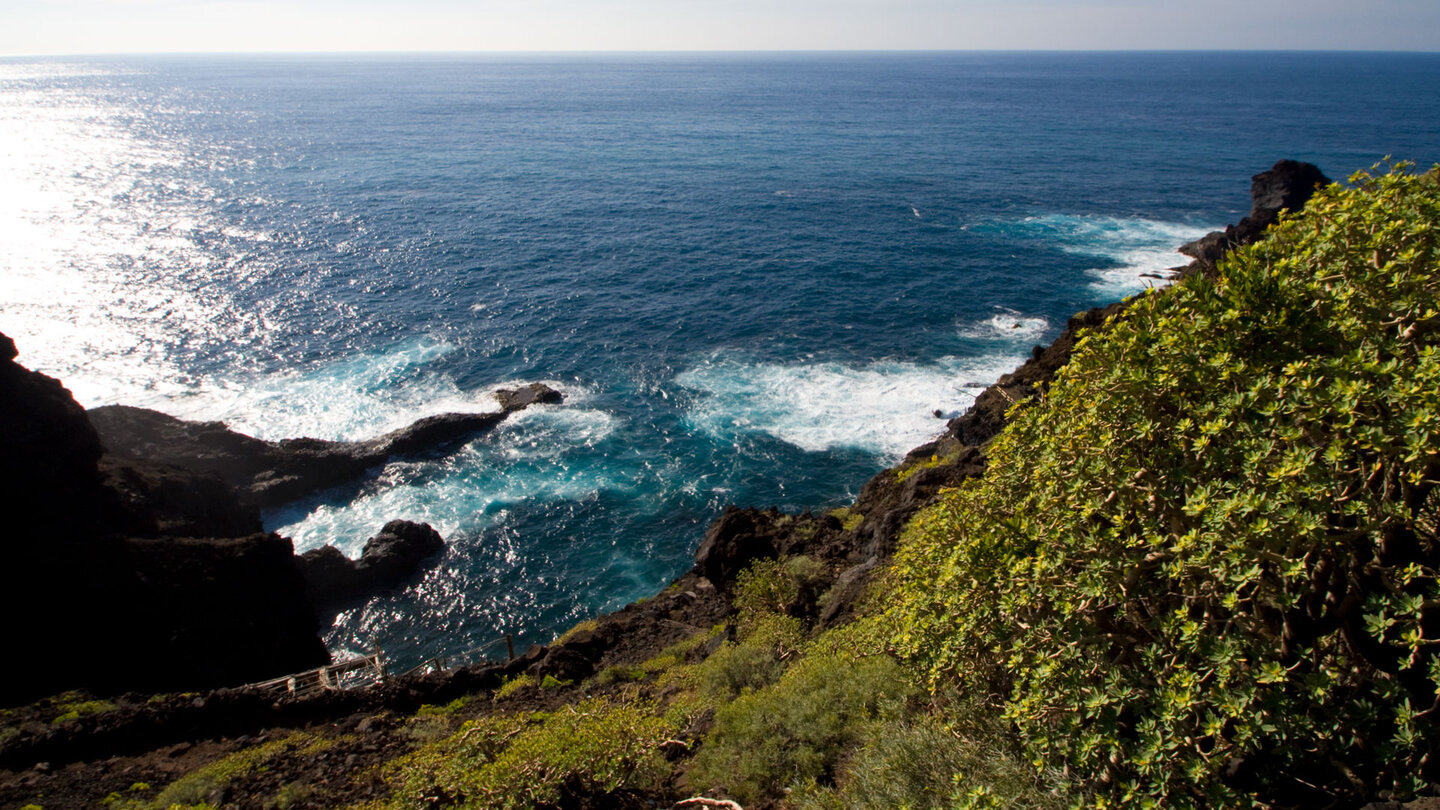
(4, 0, 1439, 56)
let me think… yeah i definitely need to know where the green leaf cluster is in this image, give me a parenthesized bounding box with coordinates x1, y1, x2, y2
(689, 640, 914, 806)
(887, 164, 1440, 806)
(376, 698, 684, 809)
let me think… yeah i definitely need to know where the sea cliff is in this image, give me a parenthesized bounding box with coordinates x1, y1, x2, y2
(8, 161, 1436, 810)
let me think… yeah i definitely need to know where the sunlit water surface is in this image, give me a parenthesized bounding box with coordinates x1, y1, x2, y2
(3, 53, 1438, 667)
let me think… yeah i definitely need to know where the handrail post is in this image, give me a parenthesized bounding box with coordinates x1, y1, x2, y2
(372, 639, 387, 681)
(506, 634, 515, 662)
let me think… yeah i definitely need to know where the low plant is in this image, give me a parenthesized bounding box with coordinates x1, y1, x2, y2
(379, 698, 686, 808)
(47, 693, 117, 724)
(416, 696, 470, 717)
(732, 555, 828, 624)
(689, 648, 914, 805)
(139, 732, 329, 809)
(494, 674, 536, 700)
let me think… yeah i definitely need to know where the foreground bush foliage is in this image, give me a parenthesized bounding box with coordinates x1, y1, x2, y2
(889, 165, 1440, 807)
(690, 631, 913, 805)
(377, 698, 682, 809)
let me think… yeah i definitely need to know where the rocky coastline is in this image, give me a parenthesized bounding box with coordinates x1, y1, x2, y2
(0, 339, 562, 704)
(0, 161, 1342, 808)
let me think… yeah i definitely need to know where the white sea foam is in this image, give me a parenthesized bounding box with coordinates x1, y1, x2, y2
(960, 308, 1051, 343)
(676, 352, 1026, 459)
(1014, 214, 1215, 297)
(153, 340, 485, 441)
(270, 403, 623, 556)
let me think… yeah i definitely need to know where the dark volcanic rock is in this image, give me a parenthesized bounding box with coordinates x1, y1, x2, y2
(0, 332, 106, 533)
(1179, 159, 1331, 272)
(90, 383, 562, 509)
(693, 507, 786, 588)
(298, 520, 446, 618)
(113, 533, 329, 692)
(99, 456, 260, 538)
(0, 332, 328, 702)
(494, 382, 564, 411)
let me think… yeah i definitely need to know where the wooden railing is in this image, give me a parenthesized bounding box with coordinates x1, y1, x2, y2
(247, 650, 386, 698)
(244, 634, 517, 696)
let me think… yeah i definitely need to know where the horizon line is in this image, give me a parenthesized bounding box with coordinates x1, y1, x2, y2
(5, 46, 1440, 60)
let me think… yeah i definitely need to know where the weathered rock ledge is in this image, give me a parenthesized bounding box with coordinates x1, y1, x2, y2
(89, 381, 562, 511)
(296, 520, 447, 620)
(0, 332, 563, 703)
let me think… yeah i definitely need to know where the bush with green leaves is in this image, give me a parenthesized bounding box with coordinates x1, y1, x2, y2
(689, 647, 914, 805)
(732, 555, 829, 624)
(379, 698, 683, 809)
(794, 710, 1075, 810)
(888, 164, 1440, 807)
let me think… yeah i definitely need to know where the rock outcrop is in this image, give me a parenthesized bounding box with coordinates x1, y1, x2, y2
(297, 520, 447, 619)
(0, 341, 563, 702)
(89, 383, 561, 509)
(0, 335, 329, 702)
(0, 332, 107, 534)
(1179, 159, 1332, 272)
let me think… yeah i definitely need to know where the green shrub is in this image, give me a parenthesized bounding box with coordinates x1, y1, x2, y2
(147, 732, 327, 809)
(593, 663, 647, 686)
(733, 556, 827, 625)
(689, 650, 914, 804)
(380, 698, 684, 808)
(826, 507, 865, 531)
(795, 696, 1079, 810)
(887, 164, 1440, 807)
(494, 674, 536, 699)
(416, 696, 470, 716)
(46, 693, 117, 724)
(699, 614, 806, 700)
(265, 781, 312, 810)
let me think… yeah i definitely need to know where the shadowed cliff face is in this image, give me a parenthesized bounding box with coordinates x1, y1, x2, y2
(0, 334, 329, 704)
(0, 332, 566, 704)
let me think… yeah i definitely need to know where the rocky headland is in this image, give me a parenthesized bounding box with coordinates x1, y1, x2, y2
(0, 161, 1372, 809)
(0, 339, 561, 704)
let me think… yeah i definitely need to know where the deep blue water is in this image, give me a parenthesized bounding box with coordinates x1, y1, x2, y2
(2, 51, 1438, 668)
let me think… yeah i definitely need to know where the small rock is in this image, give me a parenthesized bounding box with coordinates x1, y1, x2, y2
(494, 383, 563, 411)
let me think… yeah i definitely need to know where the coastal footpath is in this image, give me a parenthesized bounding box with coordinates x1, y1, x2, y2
(3, 161, 1438, 809)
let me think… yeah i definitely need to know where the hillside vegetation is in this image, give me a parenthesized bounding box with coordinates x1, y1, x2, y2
(889, 164, 1440, 807)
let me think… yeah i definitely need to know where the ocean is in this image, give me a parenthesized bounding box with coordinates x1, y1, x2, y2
(2, 51, 1438, 668)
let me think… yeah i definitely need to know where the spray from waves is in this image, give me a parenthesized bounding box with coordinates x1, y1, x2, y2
(148, 338, 500, 442)
(959, 308, 1051, 343)
(675, 351, 1028, 460)
(1009, 214, 1215, 297)
(268, 403, 621, 556)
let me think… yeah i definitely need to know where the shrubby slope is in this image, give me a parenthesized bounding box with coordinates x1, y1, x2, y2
(889, 165, 1440, 807)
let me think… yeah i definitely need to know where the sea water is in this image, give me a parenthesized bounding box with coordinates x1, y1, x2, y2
(2, 52, 1438, 667)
